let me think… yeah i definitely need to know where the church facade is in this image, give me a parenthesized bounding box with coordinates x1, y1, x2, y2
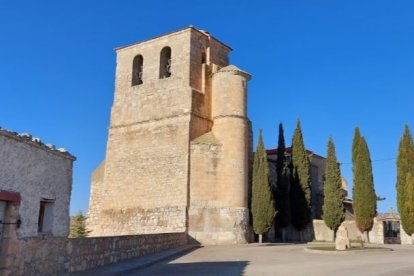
(87, 27, 252, 245)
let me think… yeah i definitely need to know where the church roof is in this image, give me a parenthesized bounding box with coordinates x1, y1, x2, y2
(217, 65, 251, 80)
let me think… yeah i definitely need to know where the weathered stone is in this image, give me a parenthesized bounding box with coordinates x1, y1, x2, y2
(87, 27, 251, 245)
(335, 225, 351, 251)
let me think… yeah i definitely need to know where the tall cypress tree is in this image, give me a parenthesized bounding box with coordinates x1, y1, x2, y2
(403, 172, 414, 235)
(352, 127, 361, 165)
(396, 125, 414, 234)
(276, 123, 286, 179)
(275, 123, 291, 234)
(352, 135, 377, 240)
(290, 120, 311, 231)
(322, 138, 345, 235)
(252, 130, 276, 243)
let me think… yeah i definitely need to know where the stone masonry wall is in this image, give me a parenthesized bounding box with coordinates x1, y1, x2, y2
(67, 232, 187, 273)
(1, 233, 187, 275)
(313, 219, 386, 243)
(88, 28, 199, 236)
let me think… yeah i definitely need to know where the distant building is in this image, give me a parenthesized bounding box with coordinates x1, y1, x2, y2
(0, 128, 75, 274)
(266, 147, 353, 220)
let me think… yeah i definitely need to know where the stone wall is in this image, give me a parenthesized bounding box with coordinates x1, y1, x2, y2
(313, 219, 387, 243)
(0, 233, 187, 275)
(400, 227, 413, 245)
(312, 220, 360, 242)
(67, 232, 187, 273)
(1, 236, 68, 276)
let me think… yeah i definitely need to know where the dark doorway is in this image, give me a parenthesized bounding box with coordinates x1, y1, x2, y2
(383, 220, 401, 244)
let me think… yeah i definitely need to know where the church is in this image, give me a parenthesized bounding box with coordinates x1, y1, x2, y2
(87, 26, 252, 245)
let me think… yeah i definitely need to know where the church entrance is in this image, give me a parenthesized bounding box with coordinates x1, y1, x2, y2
(383, 220, 401, 244)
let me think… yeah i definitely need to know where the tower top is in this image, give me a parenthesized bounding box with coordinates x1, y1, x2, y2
(216, 65, 252, 80)
(115, 26, 232, 52)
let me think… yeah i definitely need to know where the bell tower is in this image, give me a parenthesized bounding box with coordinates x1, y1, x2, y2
(87, 27, 252, 245)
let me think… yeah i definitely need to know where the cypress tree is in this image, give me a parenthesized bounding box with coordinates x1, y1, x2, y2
(322, 138, 345, 235)
(396, 125, 414, 234)
(290, 120, 311, 231)
(403, 172, 414, 235)
(274, 123, 291, 241)
(276, 123, 286, 179)
(252, 130, 276, 243)
(352, 127, 361, 165)
(352, 135, 377, 240)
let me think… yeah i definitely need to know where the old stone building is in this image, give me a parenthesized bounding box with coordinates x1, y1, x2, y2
(87, 27, 252, 244)
(267, 147, 353, 220)
(0, 128, 75, 275)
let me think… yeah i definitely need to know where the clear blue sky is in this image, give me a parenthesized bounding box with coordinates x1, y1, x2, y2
(1, 1, 413, 215)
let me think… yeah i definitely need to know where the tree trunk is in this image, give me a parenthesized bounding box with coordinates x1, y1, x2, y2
(359, 232, 366, 248)
(365, 231, 370, 243)
(259, 234, 263, 244)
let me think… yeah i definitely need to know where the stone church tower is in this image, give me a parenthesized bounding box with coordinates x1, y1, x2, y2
(87, 27, 252, 244)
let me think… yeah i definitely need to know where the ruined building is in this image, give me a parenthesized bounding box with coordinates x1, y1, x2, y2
(87, 27, 252, 244)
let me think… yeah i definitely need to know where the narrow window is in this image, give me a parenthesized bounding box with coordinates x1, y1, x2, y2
(201, 52, 206, 64)
(159, 47, 172, 78)
(38, 200, 54, 233)
(132, 55, 144, 86)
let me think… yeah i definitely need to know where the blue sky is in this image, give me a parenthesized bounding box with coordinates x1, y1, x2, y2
(1, 1, 413, 215)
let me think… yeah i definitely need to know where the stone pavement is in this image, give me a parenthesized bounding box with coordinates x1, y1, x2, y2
(71, 243, 414, 276)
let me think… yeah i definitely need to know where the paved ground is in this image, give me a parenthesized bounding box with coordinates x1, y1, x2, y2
(74, 243, 414, 276)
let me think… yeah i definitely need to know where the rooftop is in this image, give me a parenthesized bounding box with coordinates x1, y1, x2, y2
(266, 147, 326, 160)
(115, 26, 232, 52)
(0, 127, 76, 161)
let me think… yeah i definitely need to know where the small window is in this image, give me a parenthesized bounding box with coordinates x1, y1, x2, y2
(38, 200, 54, 233)
(159, 47, 172, 78)
(201, 52, 206, 64)
(132, 55, 144, 86)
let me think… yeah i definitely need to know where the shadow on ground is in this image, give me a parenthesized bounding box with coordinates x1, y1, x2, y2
(129, 261, 249, 276)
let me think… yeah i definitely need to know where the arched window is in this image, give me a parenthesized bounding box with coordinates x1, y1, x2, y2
(132, 55, 144, 86)
(159, 47, 172, 78)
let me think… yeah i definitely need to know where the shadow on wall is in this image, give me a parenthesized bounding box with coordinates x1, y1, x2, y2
(128, 261, 249, 276)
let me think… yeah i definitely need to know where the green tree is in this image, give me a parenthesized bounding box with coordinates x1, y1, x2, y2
(290, 120, 311, 231)
(403, 173, 414, 235)
(69, 210, 90, 238)
(274, 123, 291, 240)
(352, 127, 361, 165)
(322, 138, 345, 236)
(396, 125, 414, 234)
(352, 134, 377, 242)
(252, 130, 276, 243)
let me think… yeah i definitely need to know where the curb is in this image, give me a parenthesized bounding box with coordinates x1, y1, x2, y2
(304, 247, 393, 254)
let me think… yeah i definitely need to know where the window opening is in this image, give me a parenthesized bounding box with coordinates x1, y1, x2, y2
(132, 55, 144, 86)
(159, 47, 172, 78)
